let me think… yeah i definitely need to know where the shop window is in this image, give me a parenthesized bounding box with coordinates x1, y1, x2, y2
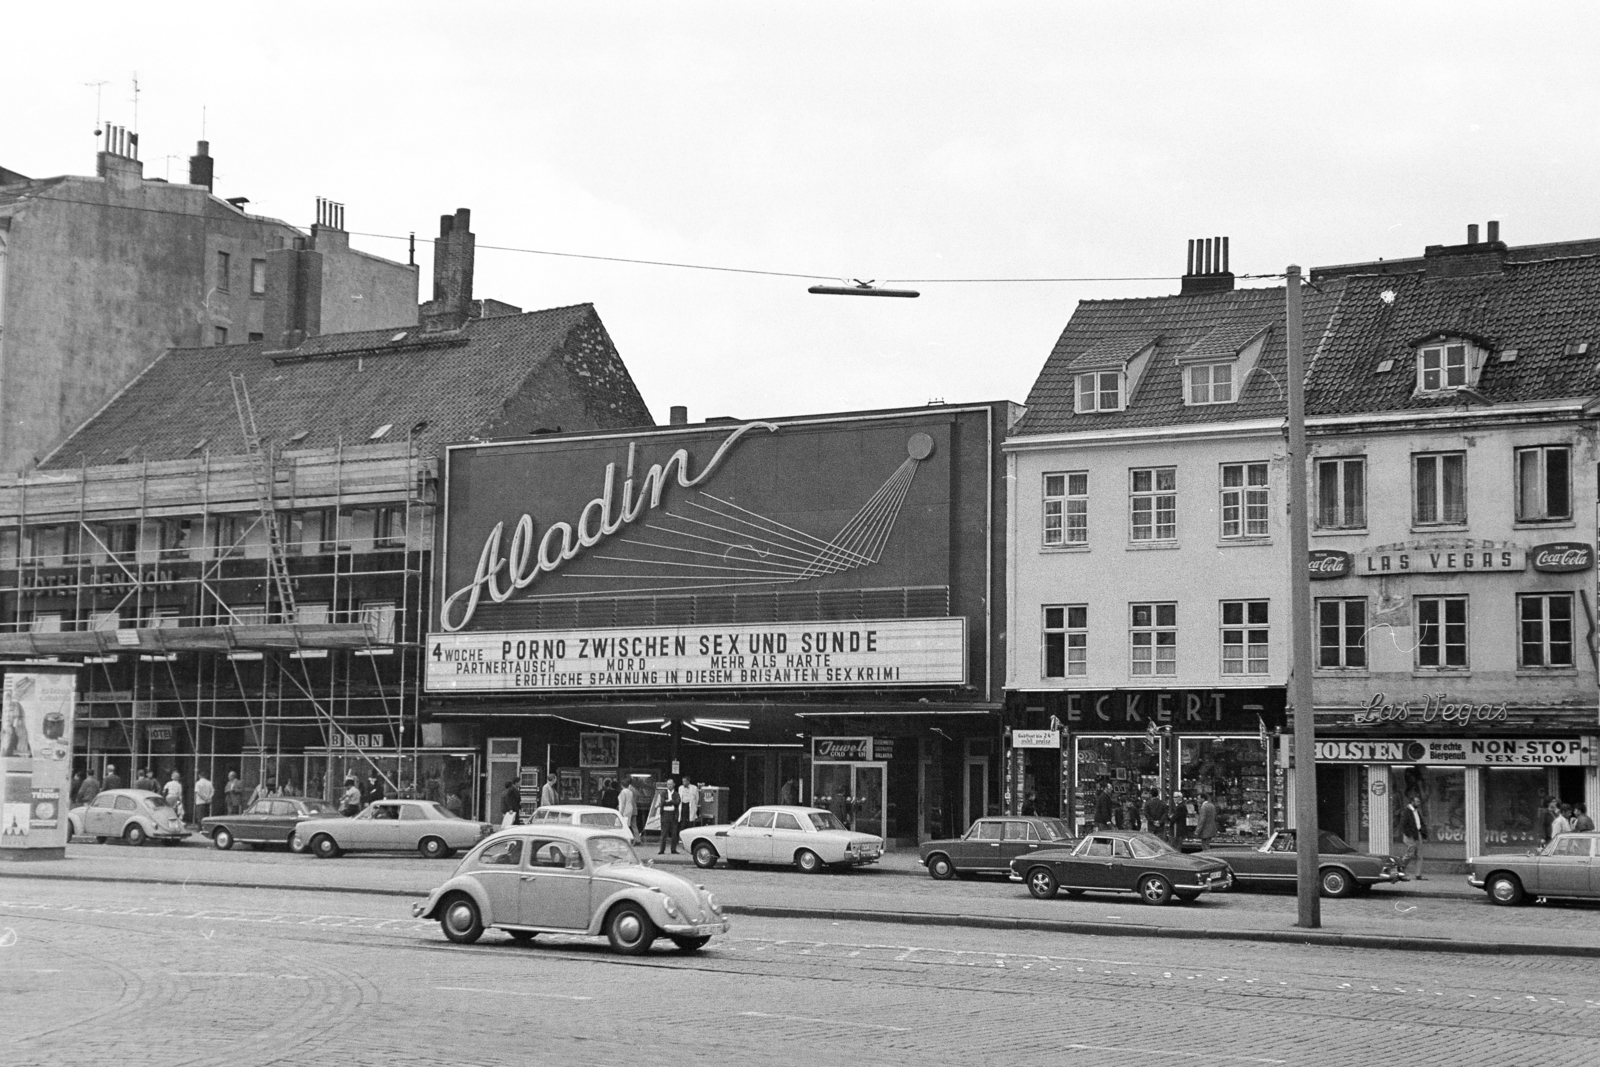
(1220, 600, 1269, 674)
(1314, 456, 1366, 530)
(1518, 593, 1573, 668)
(1129, 467, 1176, 542)
(1415, 595, 1468, 669)
(1219, 462, 1269, 539)
(1075, 370, 1124, 413)
(1316, 598, 1367, 669)
(1481, 768, 1546, 853)
(1042, 472, 1087, 546)
(1043, 605, 1087, 678)
(1514, 445, 1571, 522)
(1129, 602, 1177, 676)
(1412, 452, 1466, 526)
(1179, 736, 1271, 842)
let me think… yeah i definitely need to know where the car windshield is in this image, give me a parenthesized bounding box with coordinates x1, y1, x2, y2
(1037, 819, 1073, 842)
(808, 812, 845, 832)
(587, 835, 642, 867)
(1127, 834, 1177, 858)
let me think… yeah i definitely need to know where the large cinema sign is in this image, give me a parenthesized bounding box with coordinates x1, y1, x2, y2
(425, 618, 966, 692)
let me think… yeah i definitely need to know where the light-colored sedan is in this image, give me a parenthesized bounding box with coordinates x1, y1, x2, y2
(680, 805, 884, 873)
(527, 804, 629, 832)
(1468, 832, 1600, 905)
(293, 799, 493, 859)
(67, 789, 190, 846)
(412, 825, 729, 954)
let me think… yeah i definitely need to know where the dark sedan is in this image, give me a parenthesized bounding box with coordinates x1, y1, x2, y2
(202, 796, 340, 851)
(1010, 830, 1232, 905)
(919, 816, 1075, 880)
(1207, 829, 1402, 897)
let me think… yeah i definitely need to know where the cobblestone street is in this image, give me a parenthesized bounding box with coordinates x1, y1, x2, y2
(4, 874, 1599, 1067)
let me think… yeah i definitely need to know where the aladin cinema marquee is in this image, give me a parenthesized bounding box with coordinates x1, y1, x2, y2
(426, 411, 982, 693)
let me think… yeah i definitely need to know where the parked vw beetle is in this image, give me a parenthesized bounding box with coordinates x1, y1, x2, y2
(413, 824, 729, 954)
(67, 789, 190, 846)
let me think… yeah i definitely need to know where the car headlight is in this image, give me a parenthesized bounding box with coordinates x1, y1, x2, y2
(661, 896, 681, 919)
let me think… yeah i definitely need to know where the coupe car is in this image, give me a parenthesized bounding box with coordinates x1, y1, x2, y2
(1468, 832, 1600, 905)
(67, 789, 190, 846)
(1206, 829, 1402, 897)
(526, 804, 630, 832)
(293, 798, 493, 859)
(920, 816, 1075, 880)
(413, 825, 729, 954)
(680, 805, 884, 872)
(202, 795, 340, 851)
(1010, 830, 1232, 905)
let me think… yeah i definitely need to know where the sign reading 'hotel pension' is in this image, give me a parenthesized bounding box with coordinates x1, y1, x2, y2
(425, 617, 966, 692)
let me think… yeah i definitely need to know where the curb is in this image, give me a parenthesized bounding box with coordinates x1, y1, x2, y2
(2, 866, 1584, 957)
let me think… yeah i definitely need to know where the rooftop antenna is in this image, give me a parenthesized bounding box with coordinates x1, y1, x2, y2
(130, 71, 140, 133)
(84, 81, 108, 137)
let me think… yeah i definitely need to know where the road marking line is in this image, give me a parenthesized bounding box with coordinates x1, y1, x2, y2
(739, 1011, 908, 1033)
(436, 985, 592, 1002)
(1066, 1045, 1285, 1064)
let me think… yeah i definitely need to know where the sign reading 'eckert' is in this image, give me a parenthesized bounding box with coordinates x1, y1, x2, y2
(426, 618, 966, 692)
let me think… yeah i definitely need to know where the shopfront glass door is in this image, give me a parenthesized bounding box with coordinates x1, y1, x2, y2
(1391, 766, 1466, 864)
(852, 764, 886, 840)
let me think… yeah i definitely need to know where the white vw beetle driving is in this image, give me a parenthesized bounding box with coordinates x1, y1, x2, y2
(413, 824, 728, 954)
(680, 805, 884, 873)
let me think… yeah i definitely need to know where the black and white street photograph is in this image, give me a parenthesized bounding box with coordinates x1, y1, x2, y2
(3, 4, 1600, 1065)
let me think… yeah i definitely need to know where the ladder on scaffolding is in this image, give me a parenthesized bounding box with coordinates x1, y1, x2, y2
(229, 373, 297, 618)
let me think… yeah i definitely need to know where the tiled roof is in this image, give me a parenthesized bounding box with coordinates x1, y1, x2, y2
(1014, 284, 1341, 435)
(1061, 333, 1156, 371)
(1305, 254, 1600, 416)
(39, 304, 655, 468)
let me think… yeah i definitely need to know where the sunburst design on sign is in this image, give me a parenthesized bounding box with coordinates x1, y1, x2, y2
(529, 432, 934, 598)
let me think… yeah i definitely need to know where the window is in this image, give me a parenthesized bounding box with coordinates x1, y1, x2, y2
(89, 611, 121, 632)
(746, 810, 775, 828)
(373, 507, 405, 549)
(1219, 462, 1269, 539)
(1043, 605, 1087, 678)
(145, 608, 180, 629)
(295, 602, 330, 625)
(1003, 821, 1036, 841)
(215, 250, 231, 292)
(1515, 446, 1571, 522)
(1220, 600, 1269, 674)
(285, 510, 328, 555)
(1413, 452, 1466, 525)
(1129, 467, 1176, 541)
(774, 812, 802, 830)
(478, 838, 523, 866)
(213, 326, 229, 345)
(1415, 596, 1468, 669)
(1315, 457, 1366, 529)
(1043, 472, 1087, 546)
(1417, 342, 1468, 392)
(1316, 598, 1367, 669)
(211, 515, 241, 558)
(1130, 602, 1177, 676)
(1075, 371, 1123, 413)
(250, 258, 267, 296)
(1186, 363, 1234, 405)
(360, 600, 397, 644)
(973, 821, 1004, 840)
(0, 529, 17, 569)
(226, 604, 268, 625)
(1519, 594, 1574, 668)
(159, 518, 193, 560)
(248, 332, 264, 342)
(29, 613, 62, 634)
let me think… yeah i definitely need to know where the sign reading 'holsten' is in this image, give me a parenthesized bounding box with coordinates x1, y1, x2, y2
(425, 618, 967, 692)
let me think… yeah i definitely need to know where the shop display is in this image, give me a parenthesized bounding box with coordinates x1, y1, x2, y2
(1178, 737, 1270, 843)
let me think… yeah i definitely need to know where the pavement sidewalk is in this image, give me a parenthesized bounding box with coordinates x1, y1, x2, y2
(6, 840, 1595, 958)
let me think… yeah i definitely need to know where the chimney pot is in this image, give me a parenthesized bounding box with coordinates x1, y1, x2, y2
(1486, 220, 1500, 243)
(422, 207, 476, 331)
(669, 405, 688, 426)
(439, 214, 454, 237)
(1467, 224, 1479, 245)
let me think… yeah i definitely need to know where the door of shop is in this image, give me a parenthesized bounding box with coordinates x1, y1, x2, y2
(964, 758, 988, 829)
(813, 761, 888, 842)
(486, 738, 521, 825)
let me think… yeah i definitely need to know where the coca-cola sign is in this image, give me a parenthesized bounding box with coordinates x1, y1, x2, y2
(1307, 550, 1352, 580)
(1531, 542, 1593, 573)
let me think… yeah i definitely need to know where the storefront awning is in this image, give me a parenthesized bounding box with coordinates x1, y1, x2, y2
(0, 622, 382, 657)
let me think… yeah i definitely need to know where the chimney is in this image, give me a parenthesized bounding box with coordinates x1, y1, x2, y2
(310, 197, 350, 254)
(1486, 220, 1500, 243)
(1180, 235, 1234, 296)
(1424, 220, 1507, 279)
(262, 241, 324, 349)
(96, 125, 143, 188)
(188, 140, 214, 192)
(1467, 223, 1479, 245)
(669, 405, 689, 426)
(420, 208, 475, 332)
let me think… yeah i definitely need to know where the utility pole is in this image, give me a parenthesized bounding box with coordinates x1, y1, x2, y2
(1285, 264, 1320, 929)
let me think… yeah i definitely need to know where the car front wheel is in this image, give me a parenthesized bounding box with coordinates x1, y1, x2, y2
(212, 828, 234, 851)
(311, 834, 341, 859)
(1319, 867, 1355, 898)
(795, 849, 823, 874)
(606, 902, 657, 955)
(1487, 872, 1525, 906)
(1026, 867, 1058, 900)
(440, 895, 483, 944)
(124, 824, 147, 847)
(1138, 874, 1173, 905)
(692, 841, 719, 869)
(927, 854, 955, 880)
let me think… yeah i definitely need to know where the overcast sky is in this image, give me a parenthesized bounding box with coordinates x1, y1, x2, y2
(6, 3, 1597, 424)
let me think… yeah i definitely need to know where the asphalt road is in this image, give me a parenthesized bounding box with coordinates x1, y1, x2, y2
(4, 876, 1598, 1067)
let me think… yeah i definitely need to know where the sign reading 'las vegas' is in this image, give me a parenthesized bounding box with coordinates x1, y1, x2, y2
(426, 618, 966, 692)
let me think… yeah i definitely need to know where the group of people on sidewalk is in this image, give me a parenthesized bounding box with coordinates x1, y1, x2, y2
(1090, 779, 1220, 849)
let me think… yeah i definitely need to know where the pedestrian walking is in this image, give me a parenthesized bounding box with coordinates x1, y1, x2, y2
(339, 776, 362, 817)
(1572, 804, 1595, 833)
(1093, 779, 1115, 831)
(102, 764, 122, 792)
(1553, 804, 1574, 838)
(617, 778, 639, 844)
(76, 770, 101, 806)
(223, 770, 243, 814)
(539, 776, 557, 808)
(1196, 793, 1219, 849)
(193, 771, 214, 826)
(1399, 793, 1427, 880)
(163, 770, 185, 823)
(500, 778, 521, 827)
(1537, 796, 1557, 846)
(658, 778, 680, 854)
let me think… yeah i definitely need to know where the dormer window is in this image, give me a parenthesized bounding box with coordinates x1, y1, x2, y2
(1186, 363, 1234, 405)
(1411, 336, 1488, 395)
(1075, 371, 1124, 413)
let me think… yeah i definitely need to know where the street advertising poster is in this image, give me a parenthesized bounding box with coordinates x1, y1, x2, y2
(0, 669, 77, 853)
